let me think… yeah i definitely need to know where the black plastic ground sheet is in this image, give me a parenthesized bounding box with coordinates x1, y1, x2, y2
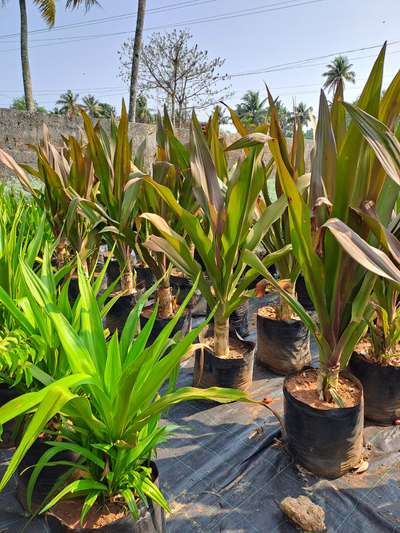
(0, 296, 400, 532)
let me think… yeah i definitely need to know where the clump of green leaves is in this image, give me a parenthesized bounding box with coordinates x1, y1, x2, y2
(368, 280, 400, 362)
(0, 329, 36, 389)
(245, 45, 400, 401)
(0, 262, 253, 523)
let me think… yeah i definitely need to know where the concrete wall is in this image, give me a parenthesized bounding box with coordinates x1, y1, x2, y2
(0, 107, 312, 184)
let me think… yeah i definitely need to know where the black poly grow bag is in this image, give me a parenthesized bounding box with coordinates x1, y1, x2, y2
(206, 301, 250, 338)
(256, 311, 311, 374)
(136, 267, 156, 291)
(350, 351, 400, 424)
(104, 294, 137, 334)
(44, 463, 166, 532)
(140, 308, 192, 346)
(0, 384, 23, 449)
(193, 337, 255, 392)
(17, 440, 80, 510)
(68, 274, 108, 306)
(296, 275, 314, 311)
(283, 370, 364, 479)
(170, 275, 192, 305)
(106, 259, 121, 285)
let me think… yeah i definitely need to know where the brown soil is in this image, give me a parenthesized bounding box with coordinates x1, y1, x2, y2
(258, 305, 298, 321)
(355, 337, 400, 367)
(285, 369, 362, 409)
(50, 499, 126, 529)
(203, 335, 250, 360)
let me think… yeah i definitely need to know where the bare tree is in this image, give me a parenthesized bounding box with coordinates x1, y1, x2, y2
(128, 0, 146, 122)
(119, 29, 231, 126)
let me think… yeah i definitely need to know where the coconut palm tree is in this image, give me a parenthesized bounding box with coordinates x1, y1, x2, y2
(270, 98, 293, 137)
(128, 0, 147, 122)
(323, 55, 356, 93)
(236, 90, 267, 125)
(293, 101, 313, 127)
(1, 1, 98, 112)
(56, 90, 81, 116)
(98, 102, 116, 118)
(10, 96, 46, 113)
(0, 0, 56, 112)
(82, 94, 101, 117)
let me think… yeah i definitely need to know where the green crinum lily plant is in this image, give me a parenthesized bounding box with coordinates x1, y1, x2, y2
(0, 261, 254, 523)
(244, 45, 400, 402)
(139, 111, 307, 358)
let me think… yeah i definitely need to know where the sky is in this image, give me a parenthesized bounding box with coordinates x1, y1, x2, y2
(0, 0, 399, 120)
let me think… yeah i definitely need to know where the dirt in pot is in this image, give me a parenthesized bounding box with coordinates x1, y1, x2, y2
(193, 334, 255, 391)
(258, 305, 299, 321)
(283, 369, 364, 478)
(202, 335, 248, 360)
(50, 499, 126, 529)
(286, 369, 362, 409)
(355, 337, 400, 367)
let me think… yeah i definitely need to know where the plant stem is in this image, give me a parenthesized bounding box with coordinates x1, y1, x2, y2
(280, 280, 295, 320)
(158, 286, 173, 319)
(214, 312, 229, 358)
(318, 365, 339, 402)
(55, 238, 69, 269)
(121, 260, 134, 294)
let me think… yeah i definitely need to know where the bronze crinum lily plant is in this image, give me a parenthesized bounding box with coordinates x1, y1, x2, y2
(135, 110, 198, 319)
(0, 123, 101, 271)
(224, 91, 310, 319)
(139, 111, 308, 359)
(245, 44, 400, 402)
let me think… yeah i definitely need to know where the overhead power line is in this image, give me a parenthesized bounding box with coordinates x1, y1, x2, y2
(0, 68, 397, 97)
(0, 0, 218, 41)
(1, 42, 398, 102)
(230, 44, 400, 78)
(0, 0, 328, 51)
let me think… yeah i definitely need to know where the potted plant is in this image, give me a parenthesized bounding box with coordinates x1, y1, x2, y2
(77, 104, 144, 331)
(244, 46, 400, 477)
(0, 262, 253, 530)
(351, 277, 400, 424)
(327, 200, 400, 425)
(227, 97, 312, 374)
(141, 112, 290, 391)
(137, 112, 199, 344)
(0, 190, 49, 446)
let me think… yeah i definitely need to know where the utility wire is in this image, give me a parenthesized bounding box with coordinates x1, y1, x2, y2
(0, 0, 328, 51)
(0, 0, 219, 41)
(0, 45, 398, 100)
(0, 68, 397, 95)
